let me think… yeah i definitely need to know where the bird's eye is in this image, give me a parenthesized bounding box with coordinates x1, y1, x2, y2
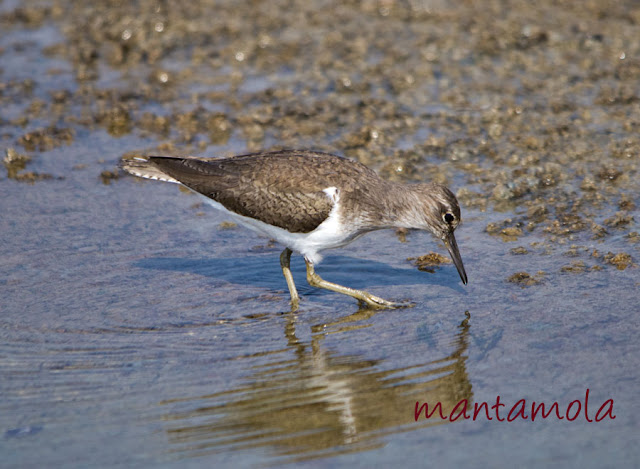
(443, 212, 455, 224)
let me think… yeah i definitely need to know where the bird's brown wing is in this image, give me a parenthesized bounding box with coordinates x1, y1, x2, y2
(147, 151, 364, 233)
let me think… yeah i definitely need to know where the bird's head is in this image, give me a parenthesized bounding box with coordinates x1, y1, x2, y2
(412, 183, 468, 285)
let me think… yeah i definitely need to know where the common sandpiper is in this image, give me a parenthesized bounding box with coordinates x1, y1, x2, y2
(121, 150, 467, 309)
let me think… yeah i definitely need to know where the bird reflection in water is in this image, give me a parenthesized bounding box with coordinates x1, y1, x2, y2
(159, 310, 472, 463)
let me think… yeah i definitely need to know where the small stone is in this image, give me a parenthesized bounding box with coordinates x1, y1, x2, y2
(591, 223, 608, 239)
(500, 227, 523, 241)
(603, 252, 633, 270)
(603, 212, 634, 228)
(491, 183, 514, 200)
(580, 177, 597, 191)
(561, 261, 587, 273)
(619, 194, 636, 211)
(100, 170, 119, 184)
(409, 252, 451, 273)
(596, 166, 622, 181)
(507, 271, 540, 286)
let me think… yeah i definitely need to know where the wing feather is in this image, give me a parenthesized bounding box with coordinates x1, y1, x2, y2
(143, 150, 368, 233)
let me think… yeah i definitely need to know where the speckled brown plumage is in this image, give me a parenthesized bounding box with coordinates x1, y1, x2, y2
(146, 150, 391, 233)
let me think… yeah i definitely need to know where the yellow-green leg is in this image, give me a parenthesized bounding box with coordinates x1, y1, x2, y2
(280, 248, 299, 309)
(304, 257, 399, 309)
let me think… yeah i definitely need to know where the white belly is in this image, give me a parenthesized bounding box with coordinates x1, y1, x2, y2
(196, 191, 354, 265)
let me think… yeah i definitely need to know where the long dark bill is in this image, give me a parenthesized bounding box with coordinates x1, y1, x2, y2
(444, 231, 468, 285)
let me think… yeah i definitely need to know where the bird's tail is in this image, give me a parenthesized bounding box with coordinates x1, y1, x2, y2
(119, 156, 180, 183)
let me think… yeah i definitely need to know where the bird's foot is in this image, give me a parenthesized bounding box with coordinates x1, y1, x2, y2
(358, 294, 415, 310)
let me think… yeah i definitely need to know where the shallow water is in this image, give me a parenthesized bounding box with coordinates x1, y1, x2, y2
(1, 1, 639, 467)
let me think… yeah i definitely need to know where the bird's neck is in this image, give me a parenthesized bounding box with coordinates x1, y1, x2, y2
(371, 183, 433, 230)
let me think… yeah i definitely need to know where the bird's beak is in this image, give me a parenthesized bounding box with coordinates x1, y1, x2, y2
(444, 231, 468, 285)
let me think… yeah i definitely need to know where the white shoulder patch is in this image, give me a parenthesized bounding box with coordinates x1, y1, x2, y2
(323, 186, 339, 203)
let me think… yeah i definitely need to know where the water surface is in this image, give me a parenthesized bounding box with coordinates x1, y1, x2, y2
(1, 1, 638, 467)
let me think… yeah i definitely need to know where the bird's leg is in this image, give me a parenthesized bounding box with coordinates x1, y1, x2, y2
(304, 257, 398, 309)
(280, 248, 300, 309)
